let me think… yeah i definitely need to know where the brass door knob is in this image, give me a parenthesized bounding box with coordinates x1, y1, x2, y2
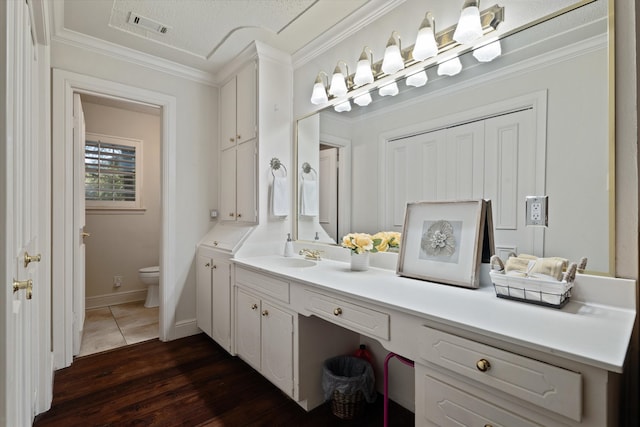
(13, 279, 33, 300)
(333, 308, 342, 316)
(476, 358, 491, 372)
(82, 232, 91, 238)
(24, 251, 41, 268)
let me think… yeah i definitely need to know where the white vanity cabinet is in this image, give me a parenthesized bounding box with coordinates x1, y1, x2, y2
(219, 60, 258, 223)
(415, 326, 614, 427)
(219, 61, 256, 151)
(219, 138, 257, 222)
(235, 287, 294, 395)
(196, 250, 232, 353)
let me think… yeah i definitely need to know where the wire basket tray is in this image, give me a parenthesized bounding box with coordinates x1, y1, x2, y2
(489, 255, 577, 309)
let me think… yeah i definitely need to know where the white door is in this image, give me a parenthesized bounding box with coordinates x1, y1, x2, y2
(318, 148, 338, 243)
(72, 93, 86, 355)
(2, 0, 48, 424)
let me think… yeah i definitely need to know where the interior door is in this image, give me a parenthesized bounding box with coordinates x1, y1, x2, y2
(2, 0, 45, 423)
(72, 93, 86, 355)
(318, 147, 338, 242)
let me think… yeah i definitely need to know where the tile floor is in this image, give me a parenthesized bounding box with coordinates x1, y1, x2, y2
(78, 301, 159, 357)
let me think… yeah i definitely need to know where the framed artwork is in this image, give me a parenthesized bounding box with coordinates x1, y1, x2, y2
(396, 200, 494, 288)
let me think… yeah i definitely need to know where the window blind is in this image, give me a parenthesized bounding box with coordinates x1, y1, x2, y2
(85, 140, 137, 202)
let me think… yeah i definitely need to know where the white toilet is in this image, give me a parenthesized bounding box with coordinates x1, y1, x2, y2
(139, 266, 159, 308)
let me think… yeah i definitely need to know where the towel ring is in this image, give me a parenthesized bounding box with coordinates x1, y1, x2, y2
(270, 157, 287, 178)
(300, 162, 317, 181)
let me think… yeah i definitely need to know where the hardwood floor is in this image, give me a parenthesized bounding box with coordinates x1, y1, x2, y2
(34, 333, 414, 426)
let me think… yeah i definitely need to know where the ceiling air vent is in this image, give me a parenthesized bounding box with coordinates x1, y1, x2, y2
(127, 12, 170, 34)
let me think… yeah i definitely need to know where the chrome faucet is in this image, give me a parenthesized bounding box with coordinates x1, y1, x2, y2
(299, 249, 322, 260)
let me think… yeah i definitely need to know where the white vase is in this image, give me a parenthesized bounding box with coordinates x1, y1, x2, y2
(350, 252, 370, 271)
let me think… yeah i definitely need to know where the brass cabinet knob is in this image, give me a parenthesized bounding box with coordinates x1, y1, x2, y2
(205, 262, 210, 268)
(229, 137, 235, 143)
(229, 212, 235, 217)
(250, 303, 258, 310)
(13, 279, 33, 300)
(262, 310, 269, 316)
(237, 134, 241, 140)
(24, 251, 41, 268)
(213, 241, 219, 246)
(212, 265, 217, 269)
(237, 213, 242, 218)
(333, 307, 342, 316)
(476, 358, 491, 372)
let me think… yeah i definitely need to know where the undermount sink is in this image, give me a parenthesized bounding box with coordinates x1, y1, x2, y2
(270, 258, 317, 268)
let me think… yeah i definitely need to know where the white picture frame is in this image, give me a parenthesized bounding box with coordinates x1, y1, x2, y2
(396, 200, 493, 288)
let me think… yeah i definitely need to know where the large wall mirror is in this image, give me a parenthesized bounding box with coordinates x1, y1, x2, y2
(295, 0, 613, 275)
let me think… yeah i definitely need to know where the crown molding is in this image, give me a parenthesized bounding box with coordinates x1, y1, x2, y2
(291, 0, 407, 70)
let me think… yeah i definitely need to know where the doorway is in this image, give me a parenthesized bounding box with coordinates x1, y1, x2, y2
(51, 69, 178, 369)
(77, 95, 162, 356)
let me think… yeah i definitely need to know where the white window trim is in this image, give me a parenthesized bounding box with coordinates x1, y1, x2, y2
(85, 132, 144, 210)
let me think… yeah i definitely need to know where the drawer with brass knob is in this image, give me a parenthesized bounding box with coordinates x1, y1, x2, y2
(417, 326, 582, 421)
(303, 290, 389, 340)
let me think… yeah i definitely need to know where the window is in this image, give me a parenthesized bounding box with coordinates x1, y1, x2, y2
(85, 132, 143, 210)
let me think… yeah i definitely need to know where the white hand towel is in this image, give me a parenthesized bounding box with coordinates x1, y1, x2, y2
(300, 180, 318, 216)
(272, 176, 290, 217)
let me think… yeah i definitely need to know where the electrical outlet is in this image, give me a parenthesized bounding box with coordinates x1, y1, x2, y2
(525, 196, 548, 227)
(113, 275, 123, 287)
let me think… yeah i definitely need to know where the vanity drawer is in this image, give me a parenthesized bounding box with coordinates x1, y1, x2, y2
(304, 290, 389, 340)
(418, 326, 582, 421)
(417, 370, 542, 427)
(235, 267, 290, 303)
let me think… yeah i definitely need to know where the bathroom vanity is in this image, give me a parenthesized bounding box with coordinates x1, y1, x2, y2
(215, 254, 635, 426)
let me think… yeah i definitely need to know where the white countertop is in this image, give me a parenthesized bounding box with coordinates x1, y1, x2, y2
(233, 255, 636, 373)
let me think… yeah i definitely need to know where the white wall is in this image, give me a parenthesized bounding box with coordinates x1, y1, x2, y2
(51, 41, 217, 327)
(82, 101, 161, 306)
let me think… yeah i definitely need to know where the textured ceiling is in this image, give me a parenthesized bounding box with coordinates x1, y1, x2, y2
(58, 0, 372, 76)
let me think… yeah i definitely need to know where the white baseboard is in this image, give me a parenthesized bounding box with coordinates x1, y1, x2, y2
(174, 318, 201, 340)
(85, 289, 147, 309)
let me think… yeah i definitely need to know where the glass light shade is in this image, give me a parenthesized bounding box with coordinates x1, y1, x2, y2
(406, 70, 428, 87)
(473, 39, 502, 62)
(437, 57, 462, 76)
(328, 71, 348, 97)
(354, 59, 374, 86)
(453, 5, 483, 44)
(412, 26, 438, 61)
(378, 81, 399, 97)
(310, 82, 328, 105)
(334, 100, 352, 112)
(354, 92, 372, 106)
(381, 44, 404, 75)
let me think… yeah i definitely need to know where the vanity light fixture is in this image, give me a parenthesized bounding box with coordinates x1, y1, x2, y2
(412, 12, 438, 61)
(453, 0, 483, 44)
(334, 100, 352, 112)
(378, 81, 399, 97)
(328, 60, 350, 97)
(309, 4, 505, 110)
(406, 70, 428, 87)
(437, 57, 463, 76)
(472, 39, 502, 62)
(354, 92, 373, 106)
(381, 31, 404, 75)
(354, 46, 375, 86)
(310, 71, 329, 105)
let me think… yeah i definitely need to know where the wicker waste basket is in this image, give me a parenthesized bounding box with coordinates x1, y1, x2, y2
(322, 355, 376, 420)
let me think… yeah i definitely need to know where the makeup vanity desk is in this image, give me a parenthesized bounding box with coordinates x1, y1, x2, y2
(229, 255, 635, 426)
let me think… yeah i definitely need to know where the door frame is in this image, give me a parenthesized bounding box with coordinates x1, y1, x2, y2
(51, 69, 177, 368)
(319, 133, 351, 241)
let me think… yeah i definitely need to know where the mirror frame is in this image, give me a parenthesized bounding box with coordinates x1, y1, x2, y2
(294, 0, 615, 276)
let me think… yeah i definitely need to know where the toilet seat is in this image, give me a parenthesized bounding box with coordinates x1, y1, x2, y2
(139, 266, 159, 274)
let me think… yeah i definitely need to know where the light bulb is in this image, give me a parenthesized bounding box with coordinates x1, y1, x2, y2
(378, 82, 399, 97)
(406, 71, 428, 87)
(437, 57, 462, 76)
(334, 100, 352, 112)
(473, 39, 501, 62)
(412, 13, 438, 61)
(354, 92, 372, 106)
(453, 2, 483, 44)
